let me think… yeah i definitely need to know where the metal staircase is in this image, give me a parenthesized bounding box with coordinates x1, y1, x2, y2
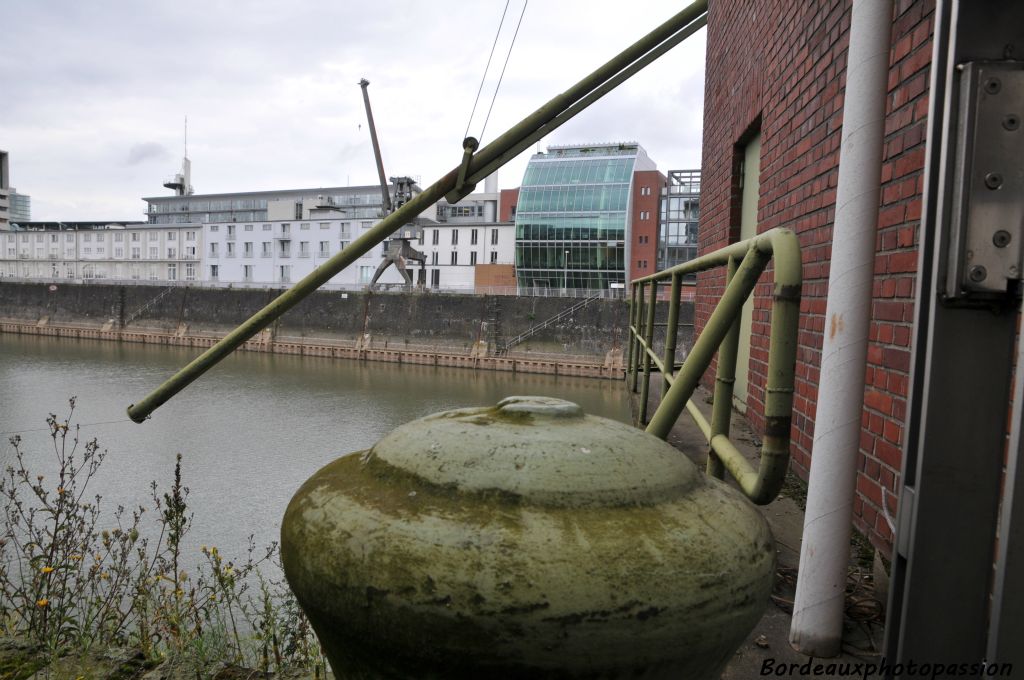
(501, 294, 601, 355)
(125, 286, 177, 326)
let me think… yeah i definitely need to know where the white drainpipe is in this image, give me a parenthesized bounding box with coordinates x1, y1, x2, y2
(789, 0, 894, 657)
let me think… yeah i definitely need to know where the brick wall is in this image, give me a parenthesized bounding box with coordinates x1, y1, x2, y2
(697, 0, 933, 556)
(630, 170, 665, 281)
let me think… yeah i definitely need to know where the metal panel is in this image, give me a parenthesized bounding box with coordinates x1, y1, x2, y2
(884, 0, 1024, 672)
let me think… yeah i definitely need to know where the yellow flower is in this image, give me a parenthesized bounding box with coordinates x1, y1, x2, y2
(36, 598, 49, 607)
(40, 566, 54, 574)
(100, 572, 109, 580)
(70, 554, 82, 561)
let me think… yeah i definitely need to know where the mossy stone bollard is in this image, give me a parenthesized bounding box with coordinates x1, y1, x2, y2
(281, 396, 774, 678)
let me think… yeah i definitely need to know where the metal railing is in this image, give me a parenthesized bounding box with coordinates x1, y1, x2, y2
(628, 228, 801, 505)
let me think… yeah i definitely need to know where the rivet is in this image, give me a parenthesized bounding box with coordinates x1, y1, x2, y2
(969, 265, 988, 283)
(1004, 114, 1020, 131)
(985, 173, 1004, 190)
(984, 78, 1002, 95)
(993, 230, 1012, 248)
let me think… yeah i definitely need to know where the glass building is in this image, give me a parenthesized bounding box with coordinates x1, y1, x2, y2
(658, 169, 701, 275)
(515, 143, 655, 292)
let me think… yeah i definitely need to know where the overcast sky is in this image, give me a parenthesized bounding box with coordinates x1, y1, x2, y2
(0, 1, 706, 222)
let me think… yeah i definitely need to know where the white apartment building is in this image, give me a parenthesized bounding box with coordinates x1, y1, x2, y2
(0, 222, 202, 282)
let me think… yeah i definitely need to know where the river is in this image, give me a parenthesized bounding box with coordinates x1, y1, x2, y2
(0, 333, 630, 563)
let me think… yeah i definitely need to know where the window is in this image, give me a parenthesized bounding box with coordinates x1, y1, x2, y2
(210, 225, 220, 232)
(226, 242, 235, 257)
(131, 232, 139, 242)
(131, 247, 141, 259)
(431, 252, 438, 266)
(432, 230, 439, 245)
(418, 231, 424, 245)
(450, 251, 458, 265)
(167, 263, 177, 281)
(451, 230, 459, 245)
(185, 246, 196, 259)
(210, 243, 219, 256)
(149, 232, 158, 241)
(95, 233, 106, 243)
(167, 231, 177, 241)
(186, 231, 196, 241)
(490, 251, 498, 264)
(167, 247, 176, 259)
(245, 224, 254, 231)
(361, 221, 372, 230)
(319, 241, 330, 257)
(339, 241, 349, 251)
(471, 229, 478, 245)
(470, 252, 477, 265)
(281, 224, 290, 235)
(641, 185, 651, 196)
(185, 263, 195, 280)
(243, 265, 253, 282)
(430, 269, 440, 287)
(262, 242, 271, 257)
(210, 264, 219, 281)
(359, 266, 373, 284)
(114, 233, 124, 242)
(83, 234, 92, 242)
(66, 234, 74, 242)
(83, 247, 92, 255)
(300, 222, 310, 230)
(491, 229, 498, 245)
(279, 265, 291, 283)
(262, 224, 272, 231)
(299, 241, 310, 257)
(244, 242, 253, 258)
(319, 222, 330, 230)
(148, 246, 158, 259)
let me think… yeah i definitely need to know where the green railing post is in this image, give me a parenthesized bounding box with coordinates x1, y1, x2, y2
(662, 273, 681, 396)
(706, 257, 740, 480)
(639, 280, 658, 424)
(627, 282, 638, 387)
(630, 282, 645, 393)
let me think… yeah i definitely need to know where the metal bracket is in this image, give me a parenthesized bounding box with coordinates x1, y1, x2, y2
(945, 61, 1024, 301)
(444, 137, 479, 204)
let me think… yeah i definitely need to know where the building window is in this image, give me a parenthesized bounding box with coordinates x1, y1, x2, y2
(167, 263, 177, 280)
(167, 247, 176, 258)
(431, 252, 438, 266)
(490, 251, 498, 264)
(451, 230, 459, 245)
(431, 269, 440, 287)
(418, 231, 424, 245)
(210, 225, 219, 232)
(131, 247, 141, 259)
(210, 243, 219, 256)
(148, 246, 158, 259)
(83, 234, 92, 242)
(210, 265, 219, 281)
(262, 242, 271, 257)
(279, 265, 291, 283)
(262, 224, 271, 231)
(491, 229, 498, 245)
(244, 242, 253, 258)
(245, 224, 254, 231)
(470, 251, 477, 265)
(281, 224, 290, 235)
(359, 266, 373, 284)
(167, 231, 176, 241)
(299, 241, 310, 257)
(66, 234, 74, 242)
(471, 229, 478, 245)
(185, 263, 196, 280)
(361, 221, 372, 230)
(339, 241, 349, 251)
(432, 230, 439, 245)
(300, 222, 310, 230)
(131, 232, 139, 242)
(451, 251, 458, 265)
(319, 241, 330, 257)
(114, 233, 124, 242)
(243, 265, 253, 282)
(186, 231, 195, 241)
(226, 242, 235, 257)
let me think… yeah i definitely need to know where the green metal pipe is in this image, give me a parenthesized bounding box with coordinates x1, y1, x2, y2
(645, 246, 768, 440)
(685, 399, 711, 441)
(662, 273, 681, 397)
(627, 282, 638, 386)
(633, 335, 668, 375)
(707, 257, 740, 480)
(639, 281, 658, 424)
(127, 1, 708, 423)
(630, 282, 645, 394)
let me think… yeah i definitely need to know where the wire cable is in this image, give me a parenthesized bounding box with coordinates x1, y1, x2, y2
(463, 0, 512, 142)
(1, 418, 134, 437)
(480, 0, 529, 143)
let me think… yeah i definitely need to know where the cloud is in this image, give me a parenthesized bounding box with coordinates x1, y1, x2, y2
(125, 143, 172, 166)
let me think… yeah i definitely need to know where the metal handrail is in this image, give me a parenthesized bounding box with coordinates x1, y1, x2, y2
(124, 1, 709, 423)
(628, 228, 801, 504)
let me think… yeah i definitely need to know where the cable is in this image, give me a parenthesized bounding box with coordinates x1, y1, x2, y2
(464, 0, 512, 142)
(480, 0, 528, 143)
(1, 418, 134, 437)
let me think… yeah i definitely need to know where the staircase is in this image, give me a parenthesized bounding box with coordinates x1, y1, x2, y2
(502, 294, 601, 355)
(124, 286, 176, 326)
(487, 296, 506, 356)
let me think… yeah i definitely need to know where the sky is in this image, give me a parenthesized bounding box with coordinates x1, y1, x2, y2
(0, 1, 706, 222)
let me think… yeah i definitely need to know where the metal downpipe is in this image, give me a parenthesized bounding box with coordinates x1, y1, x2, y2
(790, 0, 894, 657)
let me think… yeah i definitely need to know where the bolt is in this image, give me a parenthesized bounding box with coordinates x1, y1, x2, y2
(985, 173, 1004, 189)
(994, 230, 1012, 248)
(984, 78, 1002, 95)
(969, 265, 988, 283)
(1004, 114, 1020, 131)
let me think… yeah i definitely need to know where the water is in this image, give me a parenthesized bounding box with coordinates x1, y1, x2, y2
(0, 333, 630, 562)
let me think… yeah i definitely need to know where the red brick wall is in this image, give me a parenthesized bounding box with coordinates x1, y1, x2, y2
(499, 188, 520, 222)
(630, 170, 665, 281)
(697, 0, 933, 556)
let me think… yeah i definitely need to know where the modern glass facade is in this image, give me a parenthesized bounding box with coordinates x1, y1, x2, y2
(515, 143, 653, 291)
(658, 169, 701, 275)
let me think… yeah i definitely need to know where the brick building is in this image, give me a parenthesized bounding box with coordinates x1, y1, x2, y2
(696, 0, 933, 556)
